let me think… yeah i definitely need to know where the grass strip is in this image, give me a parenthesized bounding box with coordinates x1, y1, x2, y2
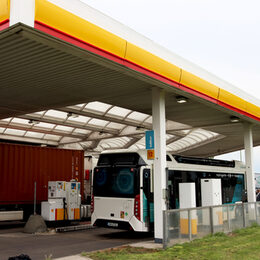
(84, 226, 260, 260)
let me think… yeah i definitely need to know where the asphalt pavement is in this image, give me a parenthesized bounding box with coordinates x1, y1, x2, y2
(0, 224, 153, 260)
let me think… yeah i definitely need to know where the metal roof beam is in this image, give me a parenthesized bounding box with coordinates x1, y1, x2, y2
(87, 140, 101, 150)
(166, 136, 182, 145)
(57, 107, 152, 129)
(59, 132, 145, 146)
(0, 133, 58, 146)
(57, 107, 188, 137)
(123, 137, 142, 149)
(172, 134, 225, 154)
(17, 114, 119, 135)
(171, 122, 241, 132)
(0, 122, 86, 139)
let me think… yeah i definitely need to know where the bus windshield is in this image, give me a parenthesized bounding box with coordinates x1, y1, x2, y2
(93, 166, 140, 198)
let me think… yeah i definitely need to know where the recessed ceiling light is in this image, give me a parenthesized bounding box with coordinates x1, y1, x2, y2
(28, 119, 39, 125)
(176, 96, 188, 104)
(230, 116, 240, 123)
(67, 112, 79, 118)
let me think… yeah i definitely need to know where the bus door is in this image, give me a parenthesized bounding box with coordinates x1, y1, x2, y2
(142, 168, 153, 229)
(169, 170, 182, 209)
(167, 169, 174, 209)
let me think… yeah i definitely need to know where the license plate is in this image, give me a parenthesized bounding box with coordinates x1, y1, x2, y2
(107, 222, 118, 227)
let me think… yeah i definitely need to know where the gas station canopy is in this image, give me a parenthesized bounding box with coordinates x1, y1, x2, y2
(0, 0, 259, 157)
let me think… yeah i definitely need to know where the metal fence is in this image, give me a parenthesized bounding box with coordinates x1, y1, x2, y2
(163, 202, 260, 248)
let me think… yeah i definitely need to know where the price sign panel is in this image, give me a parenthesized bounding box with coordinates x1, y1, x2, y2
(147, 149, 155, 160)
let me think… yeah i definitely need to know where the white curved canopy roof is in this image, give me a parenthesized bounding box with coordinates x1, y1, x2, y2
(0, 101, 222, 156)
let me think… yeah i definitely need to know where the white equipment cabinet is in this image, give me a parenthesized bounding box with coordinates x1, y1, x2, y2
(179, 183, 196, 209)
(179, 183, 197, 235)
(48, 181, 66, 198)
(41, 198, 64, 221)
(201, 179, 223, 226)
(201, 179, 222, 206)
(41, 180, 81, 221)
(66, 181, 81, 220)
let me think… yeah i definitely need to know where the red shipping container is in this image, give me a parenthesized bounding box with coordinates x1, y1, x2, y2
(0, 143, 84, 206)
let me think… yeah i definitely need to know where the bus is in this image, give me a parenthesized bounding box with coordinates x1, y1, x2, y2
(91, 150, 246, 232)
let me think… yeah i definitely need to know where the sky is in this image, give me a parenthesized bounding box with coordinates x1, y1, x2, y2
(81, 0, 260, 171)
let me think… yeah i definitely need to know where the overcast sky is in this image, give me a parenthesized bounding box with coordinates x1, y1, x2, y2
(82, 0, 260, 171)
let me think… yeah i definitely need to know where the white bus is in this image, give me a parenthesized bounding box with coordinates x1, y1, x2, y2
(91, 150, 246, 232)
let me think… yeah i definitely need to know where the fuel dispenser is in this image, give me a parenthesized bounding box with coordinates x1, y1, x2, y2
(41, 180, 81, 221)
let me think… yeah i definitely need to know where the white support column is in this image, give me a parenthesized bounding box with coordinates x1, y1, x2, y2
(152, 88, 167, 243)
(243, 122, 255, 202)
(10, 0, 35, 27)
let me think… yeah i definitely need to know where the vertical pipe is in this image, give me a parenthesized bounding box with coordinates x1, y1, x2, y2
(254, 202, 258, 224)
(188, 210, 192, 241)
(210, 207, 214, 234)
(227, 205, 230, 231)
(242, 203, 246, 228)
(34, 181, 37, 215)
(163, 210, 167, 249)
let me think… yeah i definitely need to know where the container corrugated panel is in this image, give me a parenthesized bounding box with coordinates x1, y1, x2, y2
(0, 143, 84, 205)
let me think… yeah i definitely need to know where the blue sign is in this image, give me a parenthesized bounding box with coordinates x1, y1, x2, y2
(145, 130, 154, 149)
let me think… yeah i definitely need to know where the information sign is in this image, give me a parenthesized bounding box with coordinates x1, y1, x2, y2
(145, 130, 154, 150)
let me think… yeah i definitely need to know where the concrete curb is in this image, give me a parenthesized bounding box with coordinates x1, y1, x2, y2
(54, 255, 91, 260)
(53, 240, 162, 260)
